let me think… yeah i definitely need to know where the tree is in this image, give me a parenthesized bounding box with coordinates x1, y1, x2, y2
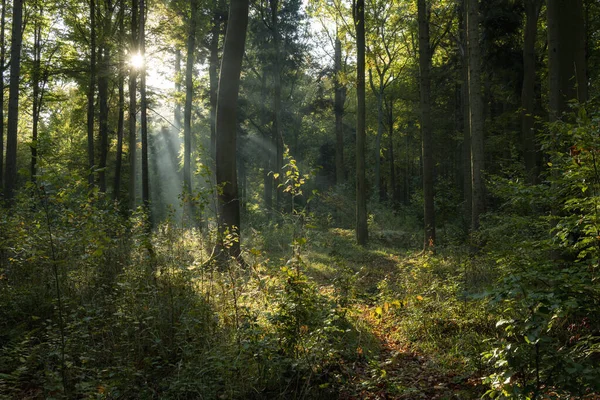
(183, 0, 199, 198)
(113, 0, 126, 200)
(418, 0, 435, 250)
(0, 0, 5, 190)
(87, 0, 97, 188)
(4, 0, 24, 201)
(466, 0, 484, 233)
(215, 0, 249, 260)
(354, 0, 368, 245)
(128, 0, 138, 210)
(521, 0, 542, 184)
(139, 0, 149, 210)
(334, 34, 345, 185)
(547, 0, 587, 120)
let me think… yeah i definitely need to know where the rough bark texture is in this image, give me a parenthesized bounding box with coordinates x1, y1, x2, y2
(547, 0, 587, 120)
(128, 0, 138, 210)
(522, 0, 541, 184)
(466, 0, 484, 233)
(215, 0, 249, 260)
(139, 0, 149, 209)
(184, 0, 198, 196)
(31, 16, 42, 184)
(87, 0, 97, 187)
(354, 0, 368, 246)
(209, 3, 220, 164)
(459, 0, 471, 229)
(334, 36, 345, 185)
(4, 0, 23, 201)
(0, 0, 5, 189)
(98, 46, 110, 192)
(418, 0, 435, 250)
(114, 1, 125, 201)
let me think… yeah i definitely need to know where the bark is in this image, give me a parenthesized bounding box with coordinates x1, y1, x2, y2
(522, 0, 541, 184)
(174, 49, 182, 130)
(31, 15, 42, 184)
(215, 0, 249, 260)
(184, 0, 198, 196)
(4, 0, 23, 201)
(334, 35, 345, 185)
(128, 0, 138, 210)
(139, 0, 149, 209)
(209, 2, 220, 163)
(270, 0, 284, 211)
(98, 46, 110, 192)
(261, 71, 273, 211)
(354, 0, 368, 245)
(387, 99, 399, 204)
(418, 0, 435, 250)
(87, 0, 97, 187)
(459, 0, 471, 229)
(114, 0, 125, 201)
(466, 0, 484, 233)
(547, 0, 587, 120)
(0, 0, 5, 189)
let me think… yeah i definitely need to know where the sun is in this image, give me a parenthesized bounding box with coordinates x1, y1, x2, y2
(129, 53, 145, 69)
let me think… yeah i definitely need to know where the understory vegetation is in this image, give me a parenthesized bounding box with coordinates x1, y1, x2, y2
(1, 112, 600, 399)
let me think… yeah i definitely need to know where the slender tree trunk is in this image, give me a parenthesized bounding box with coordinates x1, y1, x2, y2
(98, 46, 110, 192)
(174, 49, 182, 130)
(354, 0, 368, 245)
(209, 2, 220, 164)
(547, 0, 587, 120)
(467, 0, 485, 234)
(139, 0, 149, 210)
(419, 0, 435, 250)
(87, 0, 97, 188)
(459, 0, 471, 229)
(270, 0, 284, 211)
(261, 70, 273, 212)
(31, 15, 42, 184)
(375, 85, 384, 201)
(522, 0, 541, 184)
(4, 0, 23, 202)
(0, 0, 5, 190)
(387, 99, 398, 204)
(215, 0, 249, 260)
(128, 0, 138, 210)
(184, 0, 198, 197)
(114, 0, 125, 200)
(334, 35, 345, 185)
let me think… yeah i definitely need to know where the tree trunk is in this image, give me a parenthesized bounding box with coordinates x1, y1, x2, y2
(270, 0, 284, 211)
(215, 0, 249, 260)
(139, 0, 149, 210)
(354, 0, 368, 245)
(418, 0, 435, 250)
(547, 0, 587, 120)
(87, 0, 97, 188)
(522, 0, 541, 184)
(98, 46, 110, 192)
(174, 49, 182, 131)
(114, 0, 125, 201)
(387, 98, 399, 204)
(209, 2, 220, 164)
(31, 13, 42, 184)
(128, 0, 138, 210)
(184, 0, 198, 197)
(334, 35, 345, 185)
(466, 0, 484, 233)
(261, 70, 273, 212)
(0, 0, 5, 189)
(459, 0, 471, 230)
(4, 0, 23, 201)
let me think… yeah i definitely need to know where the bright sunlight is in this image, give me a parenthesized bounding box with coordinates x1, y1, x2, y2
(129, 52, 145, 69)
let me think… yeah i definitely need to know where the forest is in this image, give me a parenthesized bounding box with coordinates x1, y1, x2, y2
(0, 0, 599, 398)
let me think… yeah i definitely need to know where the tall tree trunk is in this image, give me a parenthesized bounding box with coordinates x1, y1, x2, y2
(270, 0, 283, 211)
(215, 0, 249, 260)
(334, 34, 345, 185)
(547, 0, 587, 120)
(459, 0, 471, 230)
(466, 0, 484, 233)
(261, 70, 273, 212)
(114, 0, 125, 201)
(98, 46, 110, 192)
(387, 98, 398, 204)
(139, 0, 149, 210)
(522, 0, 541, 184)
(128, 0, 138, 210)
(174, 49, 182, 130)
(184, 0, 198, 197)
(31, 13, 42, 184)
(209, 2, 220, 164)
(87, 0, 97, 188)
(354, 0, 368, 245)
(0, 0, 5, 190)
(4, 0, 23, 201)
(419, 0, 435, 250)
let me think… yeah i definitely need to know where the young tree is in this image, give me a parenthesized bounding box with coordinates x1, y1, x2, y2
(0, 0, 5, 189)
(418, 0, 435, 250)
(215, 0, 249, 260)
(139, 0, 149, 210)
(87, 0, 97, 187)
(4, 0, 24, 201)
(466, 0, 484, 233)
(354, 0, 368, 245)
(128, 0, 138, 210)
(183, 0, 199, 198)
(333, 34, 345, 185)
(113, 0, 126, 200)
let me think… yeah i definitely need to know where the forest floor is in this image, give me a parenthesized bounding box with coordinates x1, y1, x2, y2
(277, 226, 491, 399)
